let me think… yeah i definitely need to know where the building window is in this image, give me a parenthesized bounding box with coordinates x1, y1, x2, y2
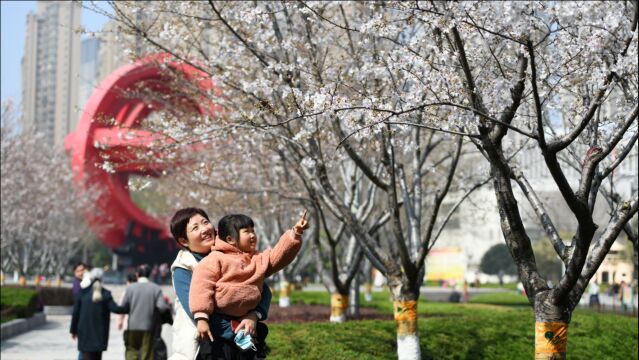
(602, 271, 609, 284)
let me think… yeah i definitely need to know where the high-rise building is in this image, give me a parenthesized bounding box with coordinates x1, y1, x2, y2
(21, 1, 81, 147)
(79, 37, 101, 110)
(97, 20, 127, 82)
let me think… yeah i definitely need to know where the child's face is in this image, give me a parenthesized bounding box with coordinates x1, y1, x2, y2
(235, 227, 257, 255)
(183, 214, 216, 254)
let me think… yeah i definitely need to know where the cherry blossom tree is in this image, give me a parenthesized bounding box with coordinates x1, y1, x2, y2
(320, 2, 636, 359)
(1, 101, 100, 283)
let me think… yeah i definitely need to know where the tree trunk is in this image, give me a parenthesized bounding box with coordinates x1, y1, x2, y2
(330, 293, 349, 323)
(394, 299, 420, 360)
(279, 278, 291, 307)
(348, 274, 361, 319)
(534, 292, 571, 360)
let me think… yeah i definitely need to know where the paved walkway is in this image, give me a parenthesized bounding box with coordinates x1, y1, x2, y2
(1, 314, 173, 360)
(1, 284, 175, 360)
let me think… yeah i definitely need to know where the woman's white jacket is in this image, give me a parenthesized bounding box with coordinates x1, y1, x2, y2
(169, 249, 199, 360)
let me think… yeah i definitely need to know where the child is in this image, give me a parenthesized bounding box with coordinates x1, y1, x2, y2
(190, 211, 309, 349)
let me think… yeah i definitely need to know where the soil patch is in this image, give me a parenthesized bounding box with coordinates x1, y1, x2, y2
(266, 304, 392, 323)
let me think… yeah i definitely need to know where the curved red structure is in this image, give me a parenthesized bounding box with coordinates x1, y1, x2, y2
(65, 53, 217, 264)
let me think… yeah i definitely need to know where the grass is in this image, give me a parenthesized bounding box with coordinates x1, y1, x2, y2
(266, 289, 638, 360)
(469, 292, 530, 306)
(0, 286, 40, 323)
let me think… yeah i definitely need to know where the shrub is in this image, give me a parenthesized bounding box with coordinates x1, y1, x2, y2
(37, 286, 74, 306)
(0, 286, 41, 322)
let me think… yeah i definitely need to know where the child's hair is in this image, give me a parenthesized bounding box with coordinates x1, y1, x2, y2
(170, 207, 210, 247)
(217, 214, 255, 242)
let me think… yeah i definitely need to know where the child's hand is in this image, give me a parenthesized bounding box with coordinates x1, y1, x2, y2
(236, 312, 257, 336)
(196, 319, 214, 342)
(293, 209, 310, 235)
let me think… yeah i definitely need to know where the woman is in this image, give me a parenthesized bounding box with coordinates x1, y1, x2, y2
(70, 268, 128, 360)
(169, 207, 272, 360)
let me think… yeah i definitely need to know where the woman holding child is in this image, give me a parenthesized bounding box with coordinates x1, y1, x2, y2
(169, 207, 308, 360)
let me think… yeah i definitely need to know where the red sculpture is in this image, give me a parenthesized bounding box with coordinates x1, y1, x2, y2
(65, 53, 217, 264)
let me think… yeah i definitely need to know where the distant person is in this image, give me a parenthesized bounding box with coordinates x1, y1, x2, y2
(609, 282, 620, 310)
(120, 264, 170, 360)
(169, 207, 273, 360)
(70, 268, 128, 360)
(588, 280, 600, 311)
(619, 280, 632, 312)
(463, 281, 469, 303)
(152, 264, 159, 283)
(117, 273, 138, 349)
(190, 211, 308, 359)
(72, 262, 89, 360)
(517, 282, 526, 296)
(72, 262, 89, 298)
(159, 262, 169, 285)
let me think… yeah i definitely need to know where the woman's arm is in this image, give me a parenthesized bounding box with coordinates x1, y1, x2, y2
(70, 295, 81, 336)
(106, 292, 129, 314)
(173, 267, 194, 319)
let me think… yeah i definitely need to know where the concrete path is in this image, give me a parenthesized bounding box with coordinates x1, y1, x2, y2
(1, 284, 175, 360)
(1, 314, 173, 360)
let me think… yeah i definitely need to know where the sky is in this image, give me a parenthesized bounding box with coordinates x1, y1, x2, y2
(1, 1, 110, 105)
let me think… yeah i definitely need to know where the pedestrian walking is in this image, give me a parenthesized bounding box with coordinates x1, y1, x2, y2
(588, 280, 601, 311)
(70, 268, 129, 360)
(117, 273, 138, 350)
(120, 264, 171, 360)
(72, 262, 89, 360)
(619, 280, 632, 312)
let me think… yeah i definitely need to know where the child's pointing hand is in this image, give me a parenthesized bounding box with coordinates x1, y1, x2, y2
(293, 209, 309, 235)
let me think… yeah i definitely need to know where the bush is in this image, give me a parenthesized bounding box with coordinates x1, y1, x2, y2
(36, 286, 74, 306)
(0, 286, 41, 323)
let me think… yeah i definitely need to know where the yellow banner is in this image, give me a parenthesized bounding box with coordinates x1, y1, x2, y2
(535, 322, 568, 354)
(425, 247, 466, 281)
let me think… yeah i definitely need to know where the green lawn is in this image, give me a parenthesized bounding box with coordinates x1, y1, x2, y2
(266, 290, 638, 360)
(469, 292, 530, 306)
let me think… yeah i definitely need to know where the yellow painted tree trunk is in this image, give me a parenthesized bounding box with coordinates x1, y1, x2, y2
(535, 322, 568, 359)
(394, 300, 421, 360)
(330, 293, 348, 323)
(279, 280, 291, 307)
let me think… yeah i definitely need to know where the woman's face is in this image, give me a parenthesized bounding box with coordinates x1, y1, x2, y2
(181, 214, 215, 254)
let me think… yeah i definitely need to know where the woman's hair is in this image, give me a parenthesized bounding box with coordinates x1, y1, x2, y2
(217, 214, 254, 242)
(170, 207, 210, 247)
(90, 268, 104, 303)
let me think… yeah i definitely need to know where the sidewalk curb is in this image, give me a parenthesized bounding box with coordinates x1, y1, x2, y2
(1, 312, 47, 340)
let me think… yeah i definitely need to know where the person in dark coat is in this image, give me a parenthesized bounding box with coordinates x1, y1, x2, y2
(70, 268, 129, 360)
